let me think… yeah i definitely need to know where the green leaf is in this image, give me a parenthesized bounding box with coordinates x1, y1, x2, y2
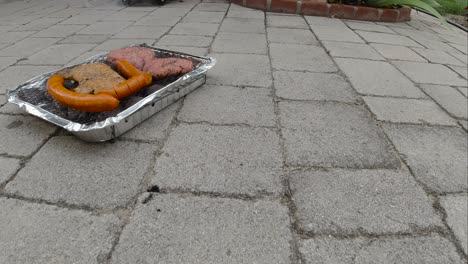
(367, 0, 449, 27)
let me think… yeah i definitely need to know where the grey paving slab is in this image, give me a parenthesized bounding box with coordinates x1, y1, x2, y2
(147, 7, 191, 17)
(393, 61, 467, 86)
(93, 38, 154, 51)
(270, 43, 338, 72)
(412, 48, 465, 66)
(134, 15, 182, 26)
(0, 156, 20, 185)
(170, 22, 219, 36)
(18, 44, 95, 65)
(290, 169, 441, 234)
(111, 194, 291, 264)
(416, 38, 462, 54)
(219, 17, 265, 34)
(305, 16, 347, 27)
(32, 24, 86, 38)
(457, 86, 468, 97)
(58, 14, 104, 25)
(0, 115, 56, 156)
(335, 58, 425, 98)
(156, 34, 212, 47)
(179, 85, 275, 126)
(267, 27, 318, 45)
(279, 101, 399, 168)
(78, 21, 133, 35)
(58, 34, 111, 44)
(183, 11, 225, 23)
(14, 17, 66, 31)
(0, 197, 120, 264)
(0, 31, 36, 44)
(448, 51, 468, 65)
(383, 124, 468, 193)
(267, 14, 308, 29)
(363, 96, 457, 125)
(0, 65, 58, 94)
(102, 10, 149, 21)
(371, 43, 427, 62)
(113, 25, 170, 39)
(441, 195, 468, 254)
(193, 2, 229, 11)
(439, 33, 468, 46)
(322, 41, 384, 60)
(207, 53, 272, 87)
(450, 43, 468, 55)
(310, 24, 364, 43)
(0, 37, 59, 57)
(156, 45, 208, 56)
(151, 123, 282, 195)
(0, 56, 18, 71)
(421, 84, 468, 119)
(65, 50, 104, 66)
(448, 65, 468, 79)
(300, 235, 464, 264)
(357, 30, 423, 47)
(273, 71, 357, 102)
(0, 101, 26, 114)
(344, 21, 395, 33)
(121, 101, 180, 141)
(212, 32, 267, 54)
(227, 8, 264, 19)
(5, 136, 156, 209)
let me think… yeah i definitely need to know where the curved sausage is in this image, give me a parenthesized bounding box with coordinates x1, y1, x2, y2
(47, 59, 152, 112)
(47, 75, 120, 112)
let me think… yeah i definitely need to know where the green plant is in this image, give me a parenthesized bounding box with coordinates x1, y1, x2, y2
(436, 0, 467, 15)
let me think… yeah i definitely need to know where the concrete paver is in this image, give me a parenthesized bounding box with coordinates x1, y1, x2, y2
(421, 84, 468, 119)
(151, 124, 282, 195)
(322, 41, 384, 60)
(267, 27, 318, 45)
(5, 136, 157, 209)
(0, 115, 56, 156)
(335, 58, 425, 98)
(440, 195, 468, 254)
(111, 194, 291, 264)
(274, 71, 357, 102)
(0, 156, 20, 185)
(179, 85, 276, 126)
(270, 43, 338, 72)
(0, 197, 120, 264)
(211, 32, 267, 54)
(0, 1, 467, 262)
(300, 235, 464, 264)
(363, 96, 457, 125)
(393, 61, 467, 86)
(279, 101, 399, 168)
(383, 124, 467, 193)
(290, 169, 441, 234)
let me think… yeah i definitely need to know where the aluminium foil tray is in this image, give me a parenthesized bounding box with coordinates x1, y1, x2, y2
(6, 45, 216, 142)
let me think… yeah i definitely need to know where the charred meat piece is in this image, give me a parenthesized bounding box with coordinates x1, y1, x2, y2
(57, 63, 125, 94)
(106, 47, 193, 79)
(143, 57, 193, 79)
(107, 47, 155, 70)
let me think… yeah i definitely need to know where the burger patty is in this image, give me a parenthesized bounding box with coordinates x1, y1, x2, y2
(107, 47, 193, 79)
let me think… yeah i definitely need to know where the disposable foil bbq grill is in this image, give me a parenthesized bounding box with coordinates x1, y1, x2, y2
(6, 45, 216, 142)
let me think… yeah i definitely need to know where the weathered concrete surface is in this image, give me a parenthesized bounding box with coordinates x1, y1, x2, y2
(0, 0, 466, 262)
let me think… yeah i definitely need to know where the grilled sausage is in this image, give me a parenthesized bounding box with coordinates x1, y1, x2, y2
(47, 75, 120, 112)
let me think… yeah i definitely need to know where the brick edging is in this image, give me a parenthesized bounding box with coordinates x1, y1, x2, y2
(230, 0, 412, 22)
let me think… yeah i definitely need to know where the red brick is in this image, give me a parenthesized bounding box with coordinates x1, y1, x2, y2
(380, 8, 399, 22)
(301, 2, 329, 16)
(397, 7, 412, 22)
(270, 0, 297, 13)
(329, 4, 356, 18)
(354, 6, 380, 21)
(246, 0, 267, 10)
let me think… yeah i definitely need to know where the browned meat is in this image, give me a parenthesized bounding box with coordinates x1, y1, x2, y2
(107, 47, 155, 70)
(57, 63, 125, 94)
(143, 58, 193, 79)
(106, 47, 193, 79)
